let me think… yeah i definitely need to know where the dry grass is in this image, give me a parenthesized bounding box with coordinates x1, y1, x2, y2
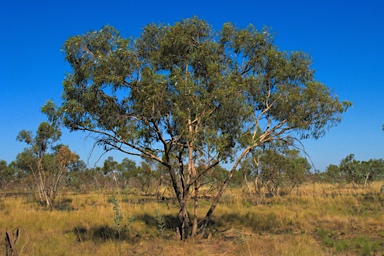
(1, 182, 384, 255)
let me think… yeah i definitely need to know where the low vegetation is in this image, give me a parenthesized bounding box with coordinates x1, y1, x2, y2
(1, 182, 384, 255)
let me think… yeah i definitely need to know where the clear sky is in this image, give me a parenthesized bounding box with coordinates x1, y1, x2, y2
(1, 0, 383, 171)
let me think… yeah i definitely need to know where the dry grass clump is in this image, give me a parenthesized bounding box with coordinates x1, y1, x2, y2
(0, 182, 384, 255)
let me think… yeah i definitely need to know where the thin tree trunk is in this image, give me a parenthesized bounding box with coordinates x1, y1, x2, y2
(187, 114, 198, 238)
(37, 165, 51, 209)
(178, 199, 190, 240)
(364, 170, 371, 188)
(156, 175, 163, 201)
(191, 180, 199, 238)
(253, 157, 261, 204)
(51, 169, 64, 207)
(254, 176, 261, 204)
(244, 174, 253, 203)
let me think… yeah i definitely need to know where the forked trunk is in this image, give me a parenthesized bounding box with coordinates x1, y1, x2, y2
(167, 156, 191, 240)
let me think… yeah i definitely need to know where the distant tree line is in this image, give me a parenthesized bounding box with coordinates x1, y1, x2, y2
(3, 122, 382, 210)
(320, 154, 384, 187)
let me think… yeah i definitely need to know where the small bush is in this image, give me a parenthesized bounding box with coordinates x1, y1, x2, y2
(335, 239, 350, 252)
(352, 236, 380, 255)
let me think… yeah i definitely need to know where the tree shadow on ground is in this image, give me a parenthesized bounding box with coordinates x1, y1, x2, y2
(72, 213, 181, 242)
(136, 213, 180, 229)
(73, 225, 124, 242)
(72, 211, 293, 243)
(55, 198, 75, 211)
(208, 211, 294, 235)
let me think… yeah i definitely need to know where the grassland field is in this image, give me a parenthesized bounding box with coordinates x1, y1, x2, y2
(1, 182, 384, 255)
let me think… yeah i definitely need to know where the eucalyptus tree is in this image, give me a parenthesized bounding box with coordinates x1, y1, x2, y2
(332, 155, 384, 187)
(0, 160, 14, 189)
(117, 158, 138, 191)
(258, 147, 310, 196)
(101, 156, 119, 190)
(46, 17, 350, 238)
(339, 154, 365, 187)
(239, 140, 310, 201)
(324, 164, 342, 183)
(16, 122, 79, 209)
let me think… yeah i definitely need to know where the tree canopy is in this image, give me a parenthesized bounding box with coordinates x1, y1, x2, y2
(16, 121, 79, 209)
(324, 154, 384, 186)
(46, 17, 351, 239)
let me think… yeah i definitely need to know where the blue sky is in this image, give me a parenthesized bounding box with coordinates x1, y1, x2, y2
(1, 0, 383, 171)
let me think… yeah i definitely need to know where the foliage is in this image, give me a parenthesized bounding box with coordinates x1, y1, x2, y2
(324, 154, 384, 186)
(0, 160, 15, 189)
(323, 164, 342, 184)
(238, 141, 310, 201)
(135, 161, 158, 193)
(259, 147, 310, 196)
(117, 157, 138, 191)
(67, 165, 101, 192)
(45, 17, 350, 238)
(201, 164, 230, 190)
(16, 121, 79, 209)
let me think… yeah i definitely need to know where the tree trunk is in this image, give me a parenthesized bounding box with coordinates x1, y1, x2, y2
(5, 228, 19, 256)
(191, 180, 199, 238)
(44, 192, 52, 210)
(178, 199, 190, 240)
(244, 174, 253, 203)
(364, 170, 371, 188)
(254, 176, 261, 204)
(167, 154, 190, 240)
(156, 176, 163, 201)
